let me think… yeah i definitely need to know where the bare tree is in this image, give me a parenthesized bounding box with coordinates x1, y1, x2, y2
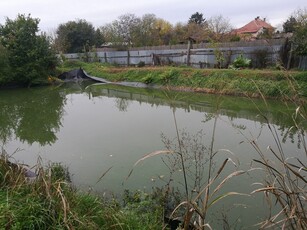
(207, 15, 233, 42)
(116, 13, 141, 46)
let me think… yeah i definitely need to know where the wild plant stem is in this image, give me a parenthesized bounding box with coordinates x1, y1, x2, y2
(172, 108, 189, 200)
(208, 113, 218, 184)
(172, 108, 192, 230)
(203, 112, 218, 222)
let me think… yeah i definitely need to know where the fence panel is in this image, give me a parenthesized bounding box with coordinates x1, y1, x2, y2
(62, 39, 288, 68)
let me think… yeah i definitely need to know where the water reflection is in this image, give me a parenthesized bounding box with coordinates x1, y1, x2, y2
(0, 87, 66, 146)
(115, 98, 130, 112)
(0, 82, 302, 148)
(87, 83, 301, 143)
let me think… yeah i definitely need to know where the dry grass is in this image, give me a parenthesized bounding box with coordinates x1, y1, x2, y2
(231, 78, 307, 229)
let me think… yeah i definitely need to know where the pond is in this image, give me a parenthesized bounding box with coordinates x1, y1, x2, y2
(0, 81, 304, 228)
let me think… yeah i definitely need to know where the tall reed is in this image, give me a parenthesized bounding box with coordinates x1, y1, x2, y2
(236, 74, 307, 229)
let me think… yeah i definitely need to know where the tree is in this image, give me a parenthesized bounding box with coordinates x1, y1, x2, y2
(283, 16, 298, 33)
(100, 22, 118, 45)
(153, 18, 173, 45)
(207, 15, 233, 42)
(100, 14, 141, 48)
(134, 14, 158, 46)
(55, 19, 99, 53)
(115, 13, 141, 46)
(0, 14, 57, 86)
(100, 13, 176, 47)
(189, 12, 206, 25)
(185, 22, 209, 43)
(291, 8, 307, 56)
(172, 22, 187, 44)
(94, 28, 104, 48)
(0, 44, 10, 84)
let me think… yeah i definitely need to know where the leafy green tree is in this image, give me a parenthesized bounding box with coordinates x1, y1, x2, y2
(189, 12, 206, 25)
(0, 14, 57, 86)
(283, 16, 298, 33)
(291, 8, 307, 56)
(153, 18, 173, 45)
(94, 28, 104, 48)
(56, 19, 100, 53)
(0, 45, 10, 84)
(134, 14, 158, 46)
(172, 22, 187, 44)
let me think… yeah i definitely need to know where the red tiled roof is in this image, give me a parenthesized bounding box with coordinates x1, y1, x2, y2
(234, 17, 274, 34)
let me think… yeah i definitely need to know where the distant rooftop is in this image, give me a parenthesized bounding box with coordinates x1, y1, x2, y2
(234, 16, 274, 34)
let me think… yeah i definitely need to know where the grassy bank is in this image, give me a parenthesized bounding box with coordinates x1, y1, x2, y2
(58, 61, 307, 100)
(0, 153, 164, 229)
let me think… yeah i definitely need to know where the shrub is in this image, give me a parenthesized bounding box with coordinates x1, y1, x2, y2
(137, 61, 145, 67)
(0, 14, 58, 86)
(229, 54, 251, 69)
(253, 49, 270, 68)
(230, 35, 241, 42)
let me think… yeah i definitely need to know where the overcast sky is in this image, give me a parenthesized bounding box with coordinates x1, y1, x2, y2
(0, 0, 306, 32)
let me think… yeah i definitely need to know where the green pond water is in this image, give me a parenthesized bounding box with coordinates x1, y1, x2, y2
(0, 81, 304, 228)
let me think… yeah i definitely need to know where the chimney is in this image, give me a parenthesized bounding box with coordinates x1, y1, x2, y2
(255, 16, 260, 20)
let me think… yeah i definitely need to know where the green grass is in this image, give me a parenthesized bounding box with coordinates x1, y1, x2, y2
(57, 61, 307, 99)
(0, 155, 164, 229)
